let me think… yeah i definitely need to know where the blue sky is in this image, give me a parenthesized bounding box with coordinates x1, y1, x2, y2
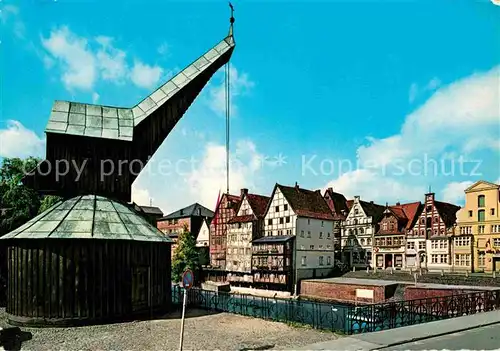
(1, 0, 499, 214)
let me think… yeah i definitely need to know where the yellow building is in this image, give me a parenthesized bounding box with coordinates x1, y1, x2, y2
(456, 180, 500, 272)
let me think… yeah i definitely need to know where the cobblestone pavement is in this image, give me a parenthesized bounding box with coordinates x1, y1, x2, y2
(1, 308, 339, 350)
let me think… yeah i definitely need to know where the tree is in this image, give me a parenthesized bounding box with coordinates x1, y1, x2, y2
(0, 157, 42, 236)
(171, 225, 200, 283)
(38, 195, 63, 214)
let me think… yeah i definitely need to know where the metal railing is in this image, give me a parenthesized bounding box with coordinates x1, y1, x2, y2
(171, 285, 500, 334)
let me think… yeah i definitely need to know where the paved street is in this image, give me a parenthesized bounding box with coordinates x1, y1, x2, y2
(383, 324, 500, 350)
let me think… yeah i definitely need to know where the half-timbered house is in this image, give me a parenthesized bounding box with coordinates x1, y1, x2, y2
(253, 183, 335, 294)
(374, 202, 421, 270)
(226, 189, 269, 285)
(408, 192, 460, 271)
(208, 192, 241, 279)
(323, 188, 351, 257)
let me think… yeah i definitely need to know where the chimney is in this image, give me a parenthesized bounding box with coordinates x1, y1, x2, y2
(180, 209, 184, 215)
(328, 187, 333, 192)
(295, 182, 299, 189)
(370, 201, 374, 204)
(241, 188, 248, 198)
(396, 201, 401, 206)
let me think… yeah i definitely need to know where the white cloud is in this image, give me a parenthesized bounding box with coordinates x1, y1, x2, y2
(157, 42, 170, 55)
(130, 61, 163, 89)
(409, 83, 418, 103)
(441, 181, 474, 205)
(408, 77, 441, 103)
(92, 92, 100, 103)
(41, 26, 164, 91)
(359, 66, 499, 168)
(41, 26, 97, 90)
(0, 120, 45, 158)
(324, 169, 425, 205)
(131, 185, 152, 207)
(0, 5, 25, 39)
(207, 65, 255, 116)
(325, 66, 499, 203)
(186, 139, 264, 208)
(95, 36, 128, 82)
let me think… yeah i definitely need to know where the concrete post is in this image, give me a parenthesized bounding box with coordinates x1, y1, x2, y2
(493, 271, 496, 279)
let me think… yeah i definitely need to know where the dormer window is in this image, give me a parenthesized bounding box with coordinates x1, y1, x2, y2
(354, 208, 359, 215)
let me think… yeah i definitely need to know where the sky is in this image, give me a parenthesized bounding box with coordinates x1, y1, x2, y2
(1, 0, 499, 215)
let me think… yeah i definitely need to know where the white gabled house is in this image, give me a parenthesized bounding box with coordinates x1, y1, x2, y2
(254, 182, 335, 294)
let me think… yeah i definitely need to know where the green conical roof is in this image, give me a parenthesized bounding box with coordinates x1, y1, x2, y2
(1, 195, 171, 243)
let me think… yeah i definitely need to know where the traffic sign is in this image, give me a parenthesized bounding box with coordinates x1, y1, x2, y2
(182, 269, 194, 289)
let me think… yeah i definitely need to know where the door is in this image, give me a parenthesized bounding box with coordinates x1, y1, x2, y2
(132, 266, 149, 312)
(493, 258, 500, 272)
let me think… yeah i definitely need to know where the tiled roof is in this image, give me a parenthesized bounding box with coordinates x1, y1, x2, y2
(434, 201, 461, 227)
(379, 201, 422, 234)
(399, 202, 422, 230)
(252, 235, 295, 243)
(358, 200, 385, 222)
(46, 35, 235, 141)
(246, 194, 270, 218)
(277, 184, 334, 220)
(161, 203, 214, 220)
(228, 215, 255, 223)
(138, 205, 164, 216)
(1, 195, 171, 243)
(323, 188, 350, 220)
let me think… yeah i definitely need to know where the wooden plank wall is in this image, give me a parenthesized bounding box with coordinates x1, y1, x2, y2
(6, 239, 171, 325)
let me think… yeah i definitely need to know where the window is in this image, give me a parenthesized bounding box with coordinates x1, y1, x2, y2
(426, 206, 432, 212)
(275, 206, 280, 212)
(478, 195, 485, 208)
(327, 232, 331, 238)
(319, 244, 324, 249)
(327, 245, 332, 249)
(321, 221, 324, 227)
(407, 241, 415, 250)
(455, 254, 471, 267)
(492, 225, 500, 233)
(367, 238, 372, 245)
(319, 256, 324, 265)
(455, 237, 471, 247)
(279, 217, 284, 224)
(479, 225, 485, 234)
(478, 253, 486, 267)
(319, 232, 323, 239)
(327, 256, 332, 265)
(360, 238, 365, 245)
(494, 238, 500, 247)
(307, 231, 311, 238)
(469, 210, 473, 217)
(440, 255, 448, 264)
(359, 228, 364, 234)
(268, 219, 273, 225)
(301, 256, 306, 266)
(310, 245, 314, 249)
(478, 210, 486, 222)
(308, 219, 311, 225)
(419, 242, 426, 250)
(389, 223, 395, 231)
(300, 230, 304, 237)
(383, 223, 388, 230)
(284, 204, 288, 211)
(354, 208, 359, 214)
(286, 216, 290, 223)
(492, 209, 495, 216)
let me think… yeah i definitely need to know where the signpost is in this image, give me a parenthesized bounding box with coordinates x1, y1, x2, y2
(179, 269, 194, 351)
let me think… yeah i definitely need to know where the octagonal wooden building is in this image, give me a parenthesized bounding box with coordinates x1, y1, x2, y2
(1, 13, 235, 326)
